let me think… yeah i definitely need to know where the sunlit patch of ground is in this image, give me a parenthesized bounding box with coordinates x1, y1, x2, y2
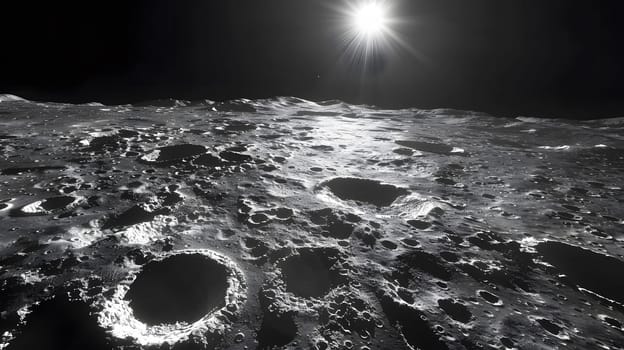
(0, 95, 623, 349)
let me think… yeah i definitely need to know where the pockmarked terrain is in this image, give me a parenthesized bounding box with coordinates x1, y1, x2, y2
(1, 94, 623, 349)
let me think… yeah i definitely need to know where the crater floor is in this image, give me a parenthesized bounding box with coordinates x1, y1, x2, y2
(0, 95, 623, 349)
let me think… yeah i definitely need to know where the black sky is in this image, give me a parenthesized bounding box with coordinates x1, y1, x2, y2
(1, 0, 623, 119)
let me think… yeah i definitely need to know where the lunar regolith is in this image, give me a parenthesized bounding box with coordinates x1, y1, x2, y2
(0, 94, 623, 349)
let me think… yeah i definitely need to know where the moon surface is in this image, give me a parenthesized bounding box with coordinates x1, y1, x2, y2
(0, 94, 623, 349)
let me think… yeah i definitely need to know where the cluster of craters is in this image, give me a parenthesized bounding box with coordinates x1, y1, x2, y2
(1, 249, 246, 350)
(0, 97, 623, 349)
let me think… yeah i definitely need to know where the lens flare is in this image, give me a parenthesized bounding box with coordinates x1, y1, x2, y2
(333, 1, 421, 71)
(353, 2, 387, 37)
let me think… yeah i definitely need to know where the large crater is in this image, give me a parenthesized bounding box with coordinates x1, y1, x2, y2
(321, 177, 409, 207)
(124, 253, 229, 325)
(280, 248, 346, 298)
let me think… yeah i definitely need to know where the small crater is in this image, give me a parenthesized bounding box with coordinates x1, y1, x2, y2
(193, 153, 226, 167)
(217, 120, 256, 133)
(311, 145, 334, 152)
(435, 177, 457, 185)
(237, 198, 293, 227)
(103, 205, 162, 230)
(6, 295, 110, 350)
(124, 253, 229, 325)
(407, 219, 432, 229)
(213, 102, 256, 113)
(395, 140, 462, 155)
(40, 196, 75, 211)
(321, 177, 409, 207)
(295, 110, 341, 116)
(243, 236, 270, 260)
(536, 241, 624, 304)
(127, 181, 143, 189)
(397, 289, 414, 304)
(395, 250, 454, 282)
(256, 312, 297, 349)
(537, 318, 562, 335)
(459, 263, 516, 289)
(319, 291, 379, 339)
(381, 240, 398, 250)
(118, 129, 139, 138)
(477, 290, 502, 305)
(393, 147, 414, 156)
(140, 144, 206, 164)
(271, 207, 294, 220)
(439, 251, 459, 262)
(437, 299, 472, 323)
(124, 249, 155, 265)
(85, 134, 125, 154)
(599, 315, 623, 329)
(226, 145, 247, 152)
(401, 238, 420, 247)
(249, 214, 270, 228)
(12, 196, 76, 217)
(500, 337, 515, 348)
(280, 248, 346, 298)
(219, 150, 253, 163)
(40, 255, 82, 276)
(310, 208, 356, 239)
(1, 165, 66, 175)
(378, 293, 449, 350)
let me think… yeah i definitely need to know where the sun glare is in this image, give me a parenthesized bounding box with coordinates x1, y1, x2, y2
(353, 2, 387, 36)
(336, 0, 420, 70)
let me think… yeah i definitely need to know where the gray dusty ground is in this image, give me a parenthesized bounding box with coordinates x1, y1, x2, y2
(0, 94, 623, 350)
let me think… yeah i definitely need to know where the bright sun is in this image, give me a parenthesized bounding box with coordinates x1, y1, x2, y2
(339, 0, 419, 67)
(353, 2, 387, 37)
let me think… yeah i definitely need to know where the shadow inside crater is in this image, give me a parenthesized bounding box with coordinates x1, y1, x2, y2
(125, 253, 229, 325)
